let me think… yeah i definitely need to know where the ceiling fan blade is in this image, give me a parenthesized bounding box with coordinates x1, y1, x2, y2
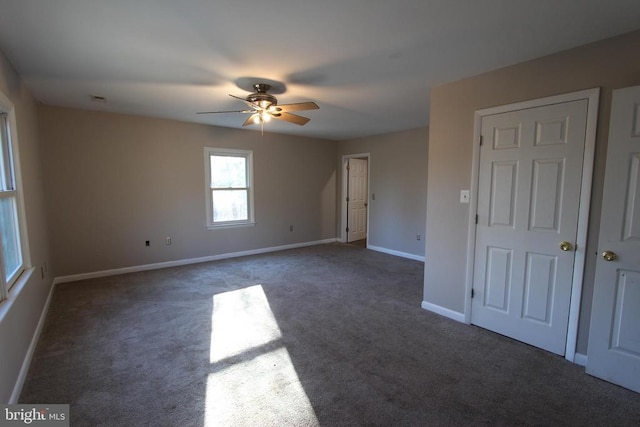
(242, 114, 258, 126)
(229, 94, 257, 109)
(196, 110, 253, 114)
(271, 102, 319, 112)
(272, 112, 311, 126)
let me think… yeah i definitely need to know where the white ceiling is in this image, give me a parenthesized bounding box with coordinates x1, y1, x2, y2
(1, 1, 640, 141)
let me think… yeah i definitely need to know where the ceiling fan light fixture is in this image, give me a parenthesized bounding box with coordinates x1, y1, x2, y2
(252, 111, 271, 124)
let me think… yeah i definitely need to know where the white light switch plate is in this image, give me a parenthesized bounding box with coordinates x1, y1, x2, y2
(460, 190, 470, 204)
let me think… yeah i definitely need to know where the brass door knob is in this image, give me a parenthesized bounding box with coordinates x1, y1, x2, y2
(559, 241, 574, 251)
(601, 251, 617, 261)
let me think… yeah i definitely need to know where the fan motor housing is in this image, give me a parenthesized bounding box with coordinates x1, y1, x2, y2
(246, 83, 277, 108)
(246, 93, 277, 107)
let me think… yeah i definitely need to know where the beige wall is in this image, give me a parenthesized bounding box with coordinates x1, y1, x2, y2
(424, 29, 640, 353)
(338, 127, 428, 258)
(40, 106, 337, 277)
(0, 51, 53, 402)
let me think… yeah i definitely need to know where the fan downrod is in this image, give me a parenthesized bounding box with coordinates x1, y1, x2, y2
(253, 83, 270, 93)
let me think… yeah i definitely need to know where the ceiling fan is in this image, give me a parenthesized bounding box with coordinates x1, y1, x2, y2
(197, 83, 319, 129)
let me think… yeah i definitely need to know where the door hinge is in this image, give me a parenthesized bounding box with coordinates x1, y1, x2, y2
(475, 214, 478, 224)
(346, 163, 350, 171)
(346, 196, 350, 202)
(479, 135, 483, 146)
(346, 227, 349, 233)
(471, 288, 475, 299)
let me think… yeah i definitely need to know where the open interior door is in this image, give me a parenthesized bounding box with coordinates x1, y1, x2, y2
(347, 158, 368, 242)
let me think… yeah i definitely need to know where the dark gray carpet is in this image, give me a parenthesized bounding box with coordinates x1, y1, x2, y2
(20, 244, 640, 426)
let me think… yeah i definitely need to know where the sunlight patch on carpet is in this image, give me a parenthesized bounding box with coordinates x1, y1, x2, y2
(210, 284, 282, 363)
(205, 285, 318, 426)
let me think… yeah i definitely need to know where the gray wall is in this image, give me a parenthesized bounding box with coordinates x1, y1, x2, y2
(0, 51, 53, 402)
(338, 127, 428, 258)
(40, 106, 338, 277)
(424, 29, 640, 354)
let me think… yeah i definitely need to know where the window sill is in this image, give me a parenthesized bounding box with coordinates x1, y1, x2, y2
(0, 267, 34, 321)
(207, 221, 256, 230)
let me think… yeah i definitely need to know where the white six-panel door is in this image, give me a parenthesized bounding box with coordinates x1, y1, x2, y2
(471, 99, 588, 355)
(347, 158, 368, 242)
(586, 85, 640, 393)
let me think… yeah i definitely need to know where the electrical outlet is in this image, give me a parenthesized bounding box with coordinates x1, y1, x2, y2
(145, 240, 150, 247)
(290, 225, 294, 232)
(416, 234, 421, 241)
(165, 237, 171, 245)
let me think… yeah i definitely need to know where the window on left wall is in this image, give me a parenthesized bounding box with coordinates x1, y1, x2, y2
(0, 109, 25, 302)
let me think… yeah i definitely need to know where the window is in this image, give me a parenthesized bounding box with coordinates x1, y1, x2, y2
(0, 109, 25, 301)
(204, 147, 254, 229)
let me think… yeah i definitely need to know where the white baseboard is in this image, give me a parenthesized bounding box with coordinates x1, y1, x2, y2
(9, 277, 57, 404)
(421, 301, 465, 323)
(53, 238, 338, 285)
(367, 245, 425, 262)
(573, 352, 588, 367)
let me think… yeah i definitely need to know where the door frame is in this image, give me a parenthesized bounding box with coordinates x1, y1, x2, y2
(463, 88, 600, 363)
(340, 153, 370, 243)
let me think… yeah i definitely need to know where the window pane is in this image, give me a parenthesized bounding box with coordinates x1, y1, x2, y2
(212, 190, 248, 222)
(0, 116, 10, 191)
(211, 156, 246, 188)
(0, 196, 22, 281)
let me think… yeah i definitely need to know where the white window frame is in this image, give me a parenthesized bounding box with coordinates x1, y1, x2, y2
(204, 147, 255, 229)
(0, 91, 28, 302)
